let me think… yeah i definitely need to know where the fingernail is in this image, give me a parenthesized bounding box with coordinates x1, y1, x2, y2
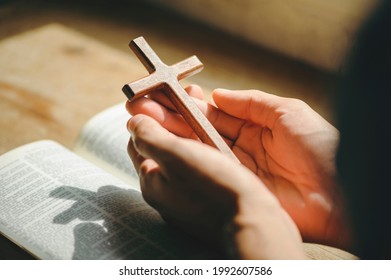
(127, 115, 144, 134)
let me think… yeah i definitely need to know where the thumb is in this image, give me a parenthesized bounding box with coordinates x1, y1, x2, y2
(127, 114, 210, 175)
(212, 88, 285, 129)
(127, 114, 176, 162)
(127, 114, 235, 178)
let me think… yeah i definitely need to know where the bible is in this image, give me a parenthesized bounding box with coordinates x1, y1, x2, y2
(0, 104, 218, 260)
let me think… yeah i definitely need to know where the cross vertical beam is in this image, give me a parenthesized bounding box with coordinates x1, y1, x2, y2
(123, 37, 239, 163)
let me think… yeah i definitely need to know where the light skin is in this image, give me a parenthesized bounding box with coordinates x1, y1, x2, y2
(126, 85, 351, 259)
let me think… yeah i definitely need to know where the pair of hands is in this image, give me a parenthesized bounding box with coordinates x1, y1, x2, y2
(126, 85, 350, 259)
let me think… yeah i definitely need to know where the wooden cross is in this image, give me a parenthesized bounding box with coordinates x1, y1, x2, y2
(122, 36, 239, 163)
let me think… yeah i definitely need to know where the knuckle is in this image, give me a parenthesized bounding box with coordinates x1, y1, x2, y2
(287, 97, 309, 108)
(132, 135, 146, 152)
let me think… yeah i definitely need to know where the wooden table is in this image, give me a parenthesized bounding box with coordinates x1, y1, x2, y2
(0, 0, 354, 260)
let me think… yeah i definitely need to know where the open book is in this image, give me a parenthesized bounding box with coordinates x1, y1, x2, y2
(0, 104, 219, 260)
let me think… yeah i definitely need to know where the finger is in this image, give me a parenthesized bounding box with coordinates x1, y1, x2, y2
(136, 155, 183, 214)
(127, 137, 143, 172)
(128, 122, 177, 210)
(127, 125, 179, 212)
(127, 114, 213, 178)
(127, 114, 180, 170)
(212, 88, 289, 130)
(126, 85, 211, 140)
(185, 84, 204, 100)
(150, 84, 205, 110)
(126, 88, 244, 142)
(128, 114, 234, 182)
(128, 136, 165, 184)
(128, 114, 276, 204)
(191, 97, 245, 141)
(126, 99, 198, 139)
(128, 133, 171, 209)
(139, 167, 187, 218)
(127, 115, 197, 214)
(127, 84, 205, 115)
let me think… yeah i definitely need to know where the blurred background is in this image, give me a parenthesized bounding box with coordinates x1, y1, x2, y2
(1, 0, 378, 122)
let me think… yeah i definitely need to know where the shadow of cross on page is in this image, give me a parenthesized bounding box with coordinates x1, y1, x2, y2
(50, 185, 218, 259)
(122, 36, 239, 163)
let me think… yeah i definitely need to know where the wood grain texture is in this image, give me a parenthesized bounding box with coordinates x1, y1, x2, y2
(123, 37, 239, 162)
(0, 24, 138, 155)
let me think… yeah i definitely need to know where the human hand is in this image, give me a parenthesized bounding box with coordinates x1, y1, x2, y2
(127, 114, 304, 259)
(126, 86, 351, 250)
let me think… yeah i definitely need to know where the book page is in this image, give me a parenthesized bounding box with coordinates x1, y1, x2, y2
(74, 103, 139, 188)
(0, 140, 215, 259)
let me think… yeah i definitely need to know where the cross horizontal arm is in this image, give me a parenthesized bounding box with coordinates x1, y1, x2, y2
(122, 73, 163, 99)
(172, 56, 204, 80)
(123, 37, 240, 163)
